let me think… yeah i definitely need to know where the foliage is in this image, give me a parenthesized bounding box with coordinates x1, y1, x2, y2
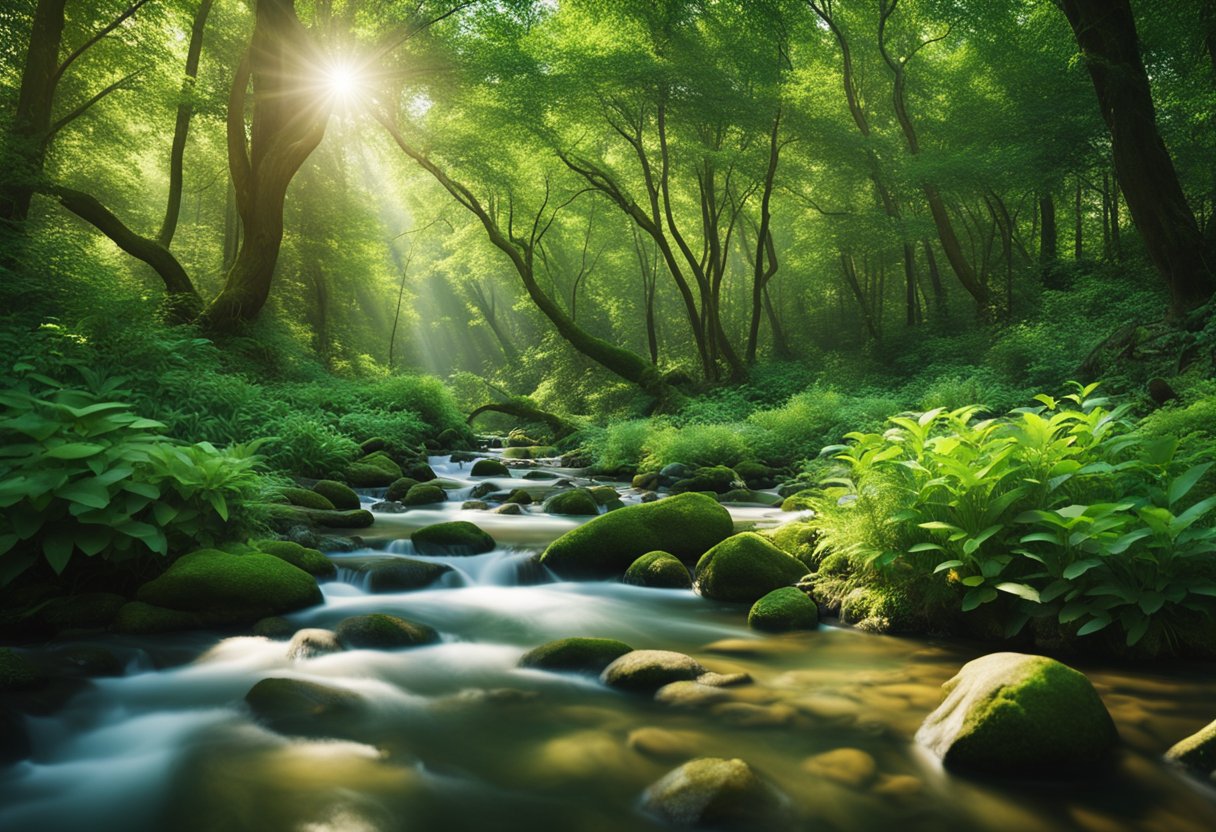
(809, 384, 1216, 651)
(0, 371, 269, 585)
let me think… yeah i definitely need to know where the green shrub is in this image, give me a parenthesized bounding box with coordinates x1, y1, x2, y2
(0, 378, 268, 585)
(261, 413, 359, 478)
(810, 383, 1216, 652)
(641, 422, 752, 470)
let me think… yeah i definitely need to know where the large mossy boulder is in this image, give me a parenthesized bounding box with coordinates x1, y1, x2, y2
(312, 480, 360, 510)
(404, 462, 437, 482)
(748, 588, 818, 632)
(386, 477, 421, 502)
(693, 533, 806, 603)
(471, 458, 511, 477)
(245, 677, 361, 736)
(1166, 719, 1216, 775)
(136, 549, 322, 624)
(113, 601, 202, 634)
(255, 540, 337, 579)
(355, 558, 452, 592)
(346, 451, 403, 487)
(624, 551, 692, 589)
(403, 483, 446, 506)
(411, 521, 495, 555)
(915, 652, 1118, 776)
(671, 466, 740, 495)
(543, 489, 600, 517)
(641, 757, 787, 829)
(540, 493, 733, 580)
(279, 487, 334, 511)
(336, 613, 439, 649)
(519, 637, 633, 674)
(600, 649, 706, 693)
(733, 462, 778, 490)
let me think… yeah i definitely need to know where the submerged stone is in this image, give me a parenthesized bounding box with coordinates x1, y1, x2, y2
(336, 613, 439, 649)
(800, 747, 877, 788)
(641, 757, 787, 829)
(600, 649, 706, 693)
(245, 677, 361, 736)
(915, 652, 1118, 776)
(540, 493, 733, 580)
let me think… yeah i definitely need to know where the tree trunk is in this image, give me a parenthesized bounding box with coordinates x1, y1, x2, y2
(922, 239, 946, 317)
(0, 0, 67, 227)
(200, 0, 330, 328)
(1061, 0, 1216, 313)
(158, 0, 214, 247)
(763, 284, 792, 359)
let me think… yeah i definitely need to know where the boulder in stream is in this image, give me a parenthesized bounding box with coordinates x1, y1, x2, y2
(412, 521, 495, 555)
(693, 533, 806, 603)
(471, 458, 510, 477)
(336, 613, 439, 649)
(748, 587, 819, 632)
(1165, 719, 1216, 775)
(113, 601, 202, 634)
(641, 757, 788, 829)
(403, 483, 446, 506)
(671, 466, 740, 495)
(136, 549, 322, 624)
(543, 488, 600, 517)
(623, 551, 692, 589)
(245, 677, 361, 736)
(312, 480, 360, 510)
(355, 557, 452, 592)
(915, 652, 1118, 776)
(346, 452, 403, 487)
(519, 637, 633, 674)
(404, 462, 438, 482)
(254, 540, 337, 579)
(540, 493, 733, 579)
(386, 477, 421, 502)
(600, 649, 706, 693)
(492, 503, 523, 515)
(278, 487, 334, 510)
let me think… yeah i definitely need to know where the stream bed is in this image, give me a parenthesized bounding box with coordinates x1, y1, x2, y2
(2, 456, 1215, 832)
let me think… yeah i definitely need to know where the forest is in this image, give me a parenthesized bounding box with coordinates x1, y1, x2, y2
(1, 0, 1216, 830)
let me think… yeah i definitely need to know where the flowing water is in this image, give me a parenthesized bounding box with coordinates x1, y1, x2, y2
(2, 456, 1215, 832)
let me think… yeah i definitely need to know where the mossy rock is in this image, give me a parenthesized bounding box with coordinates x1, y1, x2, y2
(386, 477, 421, 502)
(1166, 719, 1216, 774)
(641, 757, 788, 829)
(279, 507, 374, 528)
(671, 466, 740, 495)
(693, 532, 807, 603)
(623, 551, 692, 589)
(915, 653, 1118, 776)
(356, 558, 452, 592)
(279, 487, 335, 511)
(748, 588, 819, 632)
(506, 430, 539, 447)
(502, 445, 558, 460)
(492, 503, 523, 515)
(839, 585, 921, 634)
(113, 601, 202, 634)
(336, 613, 439, 650)
(346, 463, 398, 488)
(764, 521, 820, 569)
(359, 437, 387, 455)
(780, 489, 820, 512)
(411, 521, 495, 555)
(462, 500, 490, 510)
(136, 549, 322, 624)
(404, 462, 437, 482)
(245, 677, 361, 736)
(632, 472, 661, 491)
(600, 649, 706, 693)
(734, 462, 779, 490)
(252, 616, 296, 639)
(312, 480, 360, 510)
(286, 628, 344, 660)
(437, 427, 468, 450)
(0, 648, 39, 691)
(254, 540, 337, 579)
(519, 637, 633, 674)
(717, 489, 781, 506)
(504, 489, 533, 506)
(471, 458, 511, 477)
(35, 592, 126, 632)
(587, 485, 620, 505)
(543, 489, 600, 516)
(522, 470, 558, 480)
(403, 483, 446, 506)
(540, 493, 734, 580)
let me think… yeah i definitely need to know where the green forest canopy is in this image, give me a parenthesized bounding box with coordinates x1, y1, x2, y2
(1, 0, 1214, 412)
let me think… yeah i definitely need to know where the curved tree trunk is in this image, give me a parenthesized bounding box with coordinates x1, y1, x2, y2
(1060, 0, 1215, 315)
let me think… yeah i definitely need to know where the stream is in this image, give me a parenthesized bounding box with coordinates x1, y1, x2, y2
(2, 455, 1215, 832)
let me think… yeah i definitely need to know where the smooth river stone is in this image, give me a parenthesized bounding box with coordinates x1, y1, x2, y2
(800, 748, 878, 788)
(627, 727, 705, 761)
(600, 650, 706, 693)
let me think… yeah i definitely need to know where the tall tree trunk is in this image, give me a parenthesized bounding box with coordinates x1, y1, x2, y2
(158, 0, 214, 247)
(922, 239, 946, 317)
(1061, 0, 1216, 314)
(746, 112, 782, 365)
(200, 0, 330, 328)
(841, 251, 880, 342)
(903, 242, 918, 326)
(762, 284, 792, 359)
(0, 0, 67, 228)
(1039, 191, 1057, 278)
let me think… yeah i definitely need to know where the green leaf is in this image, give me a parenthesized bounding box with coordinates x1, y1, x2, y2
(207, 493, 229, 521)
(44, 442, 107, 460)
(42, 531, 74, 574)
(918, 521, 961, 533)
(961, 586, 998, 612)
(908, 542, 945, 553)
(962, 524, 1003, 555)
(933, 559, 965, 574)
(1076, 616, 1112, 637)
(56, 478, 111, 509)
(995, 582, 1041, 603)
(1062, 559, 1103, 580)
(1167, 463, 1212, 507)
(961, 575, 985, 587)
(1137, 591, 1164, 616)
